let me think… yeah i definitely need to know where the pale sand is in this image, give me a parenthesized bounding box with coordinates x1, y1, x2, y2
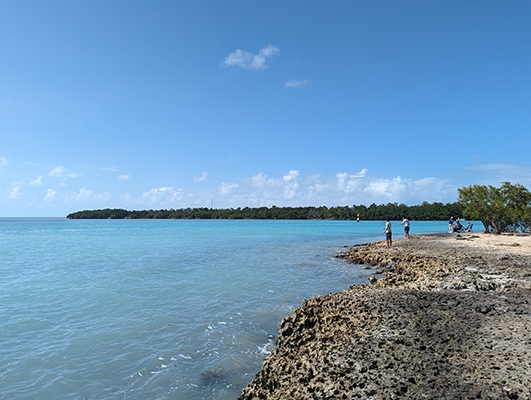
(444, 232, 531, 255)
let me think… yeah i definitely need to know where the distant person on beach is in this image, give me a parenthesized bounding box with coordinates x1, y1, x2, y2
(383, 219, 392, 248)
(401, 217, 410, 239)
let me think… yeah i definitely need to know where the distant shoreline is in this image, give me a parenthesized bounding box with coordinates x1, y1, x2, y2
(239, 232, 531, 399)
(65, 202, 464, 221)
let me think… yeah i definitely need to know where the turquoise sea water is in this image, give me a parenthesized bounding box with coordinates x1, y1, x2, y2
(1, 219, 461, 399)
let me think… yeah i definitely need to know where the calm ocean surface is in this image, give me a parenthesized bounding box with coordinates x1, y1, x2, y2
(1, 219, 456, 399)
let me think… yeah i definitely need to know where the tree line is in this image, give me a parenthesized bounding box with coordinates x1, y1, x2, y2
(66, 201, 464, 221)
(66, 182, 531, 233)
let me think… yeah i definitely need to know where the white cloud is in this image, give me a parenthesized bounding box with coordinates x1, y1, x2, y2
(285, 79, 312, 88)
(220, 182, 238, 195)
(335, 169, 369, 194)
(222, 44, 280, 71)
(0, 157, 8, 166)
(357, 168, 369, 177)
(29, 176, 43, 186)
(194, 171, 208, 182)
(9, 185, 20, 199)
(283, 170, 299, 182)
(69, 188, 111, 203)
(76, 188, 94, 199)
(364, 177, 408, 201)
(48, 165, 79, 179)
(250, 173, 280, 188)
(44, 188, 56, 201)
(118, 174, 131, 180)
(283, 170, 299, 199)
(49, 166, 66, 177)
(140, 186, 185, 205)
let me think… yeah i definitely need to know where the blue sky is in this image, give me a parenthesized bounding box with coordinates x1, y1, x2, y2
(1, 1, 530, 217)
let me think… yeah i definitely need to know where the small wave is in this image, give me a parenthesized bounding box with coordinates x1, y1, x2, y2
(257, 338, 275, 355)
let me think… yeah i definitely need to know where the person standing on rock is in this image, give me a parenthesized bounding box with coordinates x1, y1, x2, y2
(383, 219, 392, 248)
(401, 217, 410, 239)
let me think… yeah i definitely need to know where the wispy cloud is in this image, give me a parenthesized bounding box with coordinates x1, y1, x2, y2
(48, 166, 66, 177)
(9, 185, 20, 199)
(100, 166, 119, 172)
(467, 163, 531, 186)
(284, 79, 312, 88)
(48, 165, 79, 178)
(221, 44, 280, 71)
(194, 171, 208, 183)
(44, 188, 56, 201)
(118, 174, 131, 180)
(29, 176, 43, 186)
(0, 156, 8, 166)
(67, 188, 112, 203)
(139, 186, 186, 206)
(250, 173, 279, 188)
(219, 182, 238, 195)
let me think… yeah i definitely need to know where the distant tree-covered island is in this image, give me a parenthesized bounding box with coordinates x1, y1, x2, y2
(67, 202, 464, 221)
(67, 183, 531, 233)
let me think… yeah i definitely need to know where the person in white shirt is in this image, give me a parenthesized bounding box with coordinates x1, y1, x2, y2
(401, 217, 410, 239)
(383, 219, 392, 248)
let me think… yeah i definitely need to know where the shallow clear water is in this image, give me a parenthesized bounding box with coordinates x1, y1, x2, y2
(0, 219, 454, 399)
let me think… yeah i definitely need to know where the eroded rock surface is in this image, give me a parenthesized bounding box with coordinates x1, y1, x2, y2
(239, 233, 531, 400)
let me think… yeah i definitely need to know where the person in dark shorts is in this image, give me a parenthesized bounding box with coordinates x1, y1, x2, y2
(383, 219, 392, 248)
(401, 217, 410, 239)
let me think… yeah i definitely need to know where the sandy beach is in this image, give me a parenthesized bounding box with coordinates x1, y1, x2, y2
(239, 232, 531, 399)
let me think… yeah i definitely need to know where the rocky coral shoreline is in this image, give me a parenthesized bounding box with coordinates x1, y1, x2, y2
(238, 233, 531, 399)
